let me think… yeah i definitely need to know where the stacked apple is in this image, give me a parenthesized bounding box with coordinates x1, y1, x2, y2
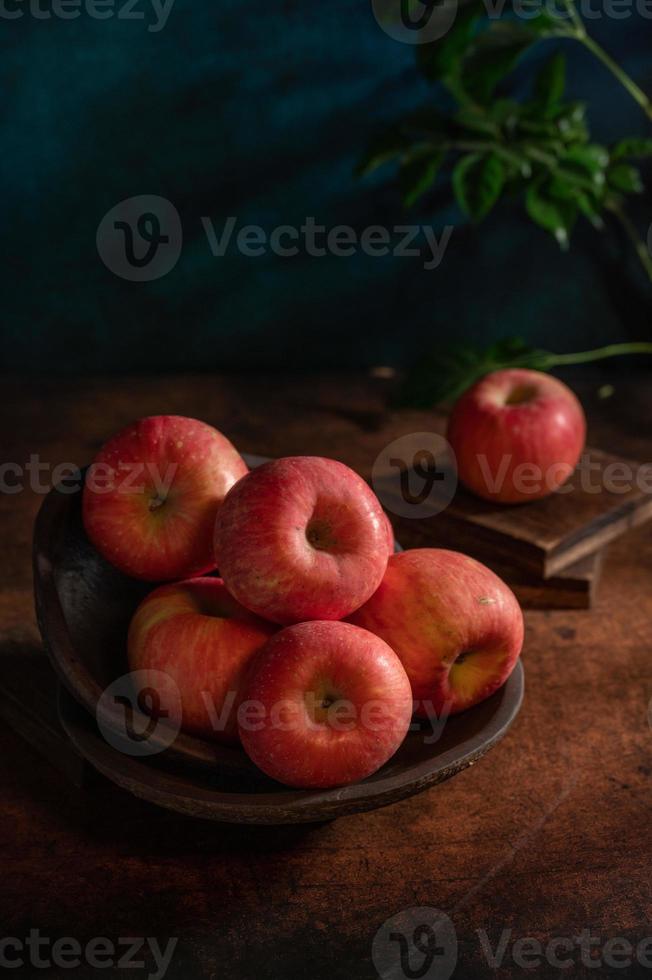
(83, 415, 524, 789)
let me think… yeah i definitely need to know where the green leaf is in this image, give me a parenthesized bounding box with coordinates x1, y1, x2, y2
(534, 52, 566, 117)
(525, 180, 577, 249)
(416, 4, 482, 82)
(489, 98, 522, 129)
(461, 22, 547, 104)
(498, 147, 533, 179)
(560, 143, 609, 191)
(548, 177, 604, 229)
(523, 6, 570, 36)
(574, 193, 605, 229)
(396, 337, 554, 408)
(564, 143, 609, 171)
(610, 137, 652, 161)
(607, 162, 644, 194)
(397, 337, 652, 409)
(553, 101, 589, 143)
(453, 152, 506, 220)
(400, 150, 445, 207)
(455, 106, 499, 137)
(355, 129, 407, 178)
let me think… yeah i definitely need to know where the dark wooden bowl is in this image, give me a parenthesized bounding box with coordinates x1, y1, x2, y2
(34, 456, 524, 823)
(58, 666, 523, 824)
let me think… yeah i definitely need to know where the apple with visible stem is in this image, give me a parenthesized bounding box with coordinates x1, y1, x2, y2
(348, 549, 523, 718)
(127, 577, 276, 743)
(83, 415, 248, 581)
(214, 456, 390, 624)
(447, 368, 586, 504)
(237, 620, 413, 788)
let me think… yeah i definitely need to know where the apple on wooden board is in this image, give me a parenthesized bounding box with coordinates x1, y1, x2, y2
(237, 620, 413, 788)
(214, 456, 390, 624)
(447, 368, 586, 504)
(83, 415, 248, 581)
(127, 577, 276, 743)
(349, 549, 524, 718)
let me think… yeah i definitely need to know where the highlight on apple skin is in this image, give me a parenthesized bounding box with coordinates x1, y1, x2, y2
(383, 511, 396, 555)
(213, 456, 390, 624)
(237, 621, 414, 789)
(83, 415, 248, 581)
(348, 548, 524, 718)
(127, 577, 276, 743)
(447, 368, 587, 504)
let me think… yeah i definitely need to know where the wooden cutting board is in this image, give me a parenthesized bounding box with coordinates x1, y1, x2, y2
(385, 448, 652, 579)
(392, 514, 604, 609)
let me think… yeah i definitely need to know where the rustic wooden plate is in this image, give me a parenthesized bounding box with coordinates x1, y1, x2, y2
(33, 454, 524, 822)
(58, 664, 523, 824)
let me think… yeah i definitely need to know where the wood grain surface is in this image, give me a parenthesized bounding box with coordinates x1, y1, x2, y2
(1, 370, 651, 979)
(434, 448, 652, 577)
(394, 519, 605, 610)
(377, 420, 652, 579)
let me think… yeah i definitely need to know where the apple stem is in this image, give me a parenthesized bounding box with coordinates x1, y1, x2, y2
(546, 342, 652, 368)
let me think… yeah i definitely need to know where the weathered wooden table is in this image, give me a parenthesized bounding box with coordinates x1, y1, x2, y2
(1, 371, 650, 979)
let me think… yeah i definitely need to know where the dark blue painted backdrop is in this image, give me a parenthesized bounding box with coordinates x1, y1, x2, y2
(0, 1, 650, 374)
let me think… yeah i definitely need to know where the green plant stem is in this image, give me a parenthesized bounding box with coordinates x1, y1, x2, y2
(560, 1, 652, 121)
(579, 36, 652, 122)
(547, 342, 652, 367)
(604, 200, 652, 283)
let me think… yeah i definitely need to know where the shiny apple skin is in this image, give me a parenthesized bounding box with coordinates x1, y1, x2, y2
(383, 511, 396, 555)
(447, 368, 586, 503)
(83, 415, 248, 581)
(238, 621, 413, 788)
(349, 549, 524, 718)
(127, 577, 276, 743)
(214, 456, 389, 624)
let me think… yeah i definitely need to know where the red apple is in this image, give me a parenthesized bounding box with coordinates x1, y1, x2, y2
(214, 456, 389, 624)
(349, 549, 523, 718)
(383, 511, 396, 554)
(237, 620, 412, 788)
(127, 577, 276, 743)
(83, 415, 248, 580)
(447, 368, 586, 503)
